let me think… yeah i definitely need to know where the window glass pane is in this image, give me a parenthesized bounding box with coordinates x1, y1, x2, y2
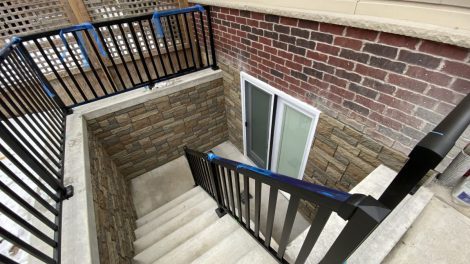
(276, 105, 312, 178)
(246, 81, 271, 168)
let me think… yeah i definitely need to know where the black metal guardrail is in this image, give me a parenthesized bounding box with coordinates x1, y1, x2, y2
(0, 6, 216, 264)
(0, 41, 72, 264)
(18, 5, 217, 109)
(184, 147, 390, 264)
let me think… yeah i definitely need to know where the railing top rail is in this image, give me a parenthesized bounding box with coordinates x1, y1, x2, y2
(185, 147, 363, 219)
(18, 7, 206, 42)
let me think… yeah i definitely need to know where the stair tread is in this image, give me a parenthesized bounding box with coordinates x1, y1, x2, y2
(133, 209, 219, 263)
(236, 248, 278, 264)
(190, 228, 260, 264)
(152, 215, 239, 264)
(136, 186, 203, 227)
(135, 190, 210, 238)
(134, 198, 217, 254)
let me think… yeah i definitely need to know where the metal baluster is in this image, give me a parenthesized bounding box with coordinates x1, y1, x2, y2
(32, 39, 76, 105)
(0, 226, 55, 264)
(243, 174, 250, 229)
(64, 32, 98, 99)
(174, 14, 190, 69)
(11, 49, 65, 125)
(0, 203, 57, 247)
(166, 16, 182, 71)
(83, 30, 117, 93)
(46, 36, 88, 102)
(226, 168, 235, 213)
(129, 22, 151, 83)
(277, 196, 300, 259)
(205, 7, 218, 69)
(183, 13, 196, 68)
(198, 11, 210, 67)
(0, 181, 57, 229)
(295, 206, 332, 264)
(264, 186, 278, 247)
(234, 172, 242, 220)
(0, 143, 58, 201)
(0, 74, 61, 168)
(0, 78, 61, 156)
(0, 162, 58, 215)
(118, 23, 143, 83)
(96, 26, 127, 90)
(0, 121, 62, 186)
(7, 53, 64, 132)
(254, 180, 261, 238)
(16, 43, 68, 115)
(72, 32, 108, 97)
(138, 20, 159, 80)
(147, 18, 169, 77)
(191, 12, 203, 68)
(107, 25, 135, 87)
(219, 166, 230, 208)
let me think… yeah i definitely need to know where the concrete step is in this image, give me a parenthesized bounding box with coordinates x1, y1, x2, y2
(134, 198, 217, 254)
(236, 248, 278, 264)
(133, 209, 220, 263)
(136, 186, 203, 227)
(152, 215, 239, 264)
(135, 190, 210, 238)
(191, 228, 259, 264)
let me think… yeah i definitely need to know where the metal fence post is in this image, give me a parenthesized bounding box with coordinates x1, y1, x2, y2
(320, 195, 390, 263)
(207, 152, 226, 217)
(204, 6, 218, 70)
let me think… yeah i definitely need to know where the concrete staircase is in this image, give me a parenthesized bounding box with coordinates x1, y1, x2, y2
(132, 186, 277, 264)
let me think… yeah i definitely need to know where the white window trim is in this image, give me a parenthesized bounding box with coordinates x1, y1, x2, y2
(240, 71, 321, 179)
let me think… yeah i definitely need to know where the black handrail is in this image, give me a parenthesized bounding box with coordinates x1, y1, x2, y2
(380, 94, 470, 209)
(184, 147, 390, 264)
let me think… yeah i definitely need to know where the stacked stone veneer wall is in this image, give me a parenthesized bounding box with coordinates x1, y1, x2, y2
(88, 131, 137, 263)
(208, 6, 470, 175)
(88, 78, 227, 180)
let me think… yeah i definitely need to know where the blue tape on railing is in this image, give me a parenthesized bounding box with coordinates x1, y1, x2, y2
(152, 5, 205, 38)
(59, 23, 107, 68)
(207, 152, 217, 161)
(207, 152, 351, 202)
(10, 36, 22, 45)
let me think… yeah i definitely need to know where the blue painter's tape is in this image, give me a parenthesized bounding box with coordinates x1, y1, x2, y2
(59, 22, 107, 68)
(207, 152, 217, 161)
(431, 131, 445, 136)
(207, 153, 351, 202)
(10, 36, 22, 45)
(152, 5, 205, 38)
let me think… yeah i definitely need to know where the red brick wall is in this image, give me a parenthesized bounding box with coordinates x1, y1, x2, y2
(208, 6, 469, 170)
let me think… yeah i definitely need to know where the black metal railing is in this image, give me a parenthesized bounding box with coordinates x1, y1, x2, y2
(380, 93, 470, 209)
(0, 5, 217, 263)
(17, 5, 217, 108)
(0, 41, 72, 263)
(184, 147, 390, 264)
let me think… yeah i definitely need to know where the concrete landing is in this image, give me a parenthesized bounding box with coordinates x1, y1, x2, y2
(130, 156, 195, 217)
(384, 181, 470, 264)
